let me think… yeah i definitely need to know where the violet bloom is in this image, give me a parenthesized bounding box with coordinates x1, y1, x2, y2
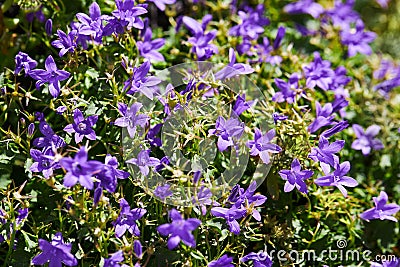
(351, 124, 384, 155)
(96, 154, 130, 193)
(147, 0, 176, 11)
(241, 251, 273, 267)
(104, 250, 127, 267)
(321, 120, 349, 138)
(33, 121, 66, 149)
(309, 136, 345, 166)
(253, 37, 282, 65)
(14, 52, 37, 76)
(340, 20, 376, 57)
(113, 198, 147, 237)
(272, 73, 300, 104)
(209, 254, 234, 267)
(374, 59, 393, 80)
(182, 16, 218, 60)
(26, 6, 46, 23)
(314, 161, 358, 197)
(325, 0, 360, 28)
(124, 61, 161, 99)
(134, 240, 143, 259)
(360, 191, 400, 222)
(229, 5, 270, 40)
(303, 52, 335, 91)
(56, 106, 67, 115)
(214, 48, 254, 80)
(279, 159, 314, 194)
(60, 147, 104, 190)
(308, 102, 335, 133)
(211, 206, 247, 234)
(16, 208, 29, 225)
(137, 27, 165, 62)
(273, 112, 288, 123)
(371, 258, 400, 267)
(126, 149, 160, 176)
(64, 109, 98, 143)
(246, 128, 282, 165)
(208, 116, 245, 152)
(233, 181, 267, 221)
(273, 26, 286, 50)
(284, 0, 324, 18)
(51, 29, 78, 57)
(115, 102, 149, 138)
(154, 184, 173, 200)
(45, 19, 53, 36)
(146, 123, 162, 147)
(31, 232, 78, 267)
(30, 148, 61, 178)
(331, 66, 351, 94)
(157, 209, 201, 250)
(233, 94, 254, 116)
(155, 156, 170, 172)
(28, 55, 70, 98)
(75, 2, 106, 44)
(192, 186, 218, 216)
(103, 0, 147, 36)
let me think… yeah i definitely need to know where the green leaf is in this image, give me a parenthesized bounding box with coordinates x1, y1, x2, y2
(218, 229, 229, 242)
(20, 230, 36, 250)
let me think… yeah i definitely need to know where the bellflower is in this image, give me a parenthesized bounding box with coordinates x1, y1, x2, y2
(241, 251, 273, 267)
(321, 120, 349, 138)
(104, 250, 128, 267)
(314, 160, 358, 197)
(14, 52, 37, 76)
(192, 186, 219, 216)
(113, 198, 147, 237)
(146, 123, 162, 147)
(273, 112, 288, 123)
(28, 55, 70, 98)
(45, 19, 53, 36)
(115, 102, 149, 138)
(96, 154, 130, 193)
(246, 128, 282, 165)
(360, 191, 400, 222)
(279, 158, 314, 194)
(209, 254, 234, 267)
(303, 52, 335, 91)
(30, 147, 61, 178)
(272, 73, 300, 104)
(253, 37, 282, 65)
(33, 121, 66, 149)
(126, 149, 160, 176)
(214, 48, 254, 80)
(154, 184, 173, 200)
(211, 206, 247, 234)
(234, 181, 267, 221)
(374, 59, 393, 80)
(308, 102, 335, 133)
(124, 61, 162, 99)
(31, 232, 78, 267)
(60, 147, 104, 189)
(157, 209, 201, 250)
(340, 20, 376, 57)
(64, 109, 98, 143)
(147, 0, 176, 11)
(16, 208, 29, 225)
(233, 94, 254, 116)
(284, 0, 324, 18)
(374, 76, 400, 97)
(134, 240, 143, 259)
(137, 27, 165, 62)
(51, 29, 78, 57)
(75, 2, 106, 44)
(325, 0, 360, 28)
(351, 124, 384, 155)
(26, 6, 46, 23)
(208, 116, 245, 152)
(309, 136, 345, 166)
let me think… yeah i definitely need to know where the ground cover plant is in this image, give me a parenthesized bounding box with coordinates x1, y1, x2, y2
(0, 0, 400, 266)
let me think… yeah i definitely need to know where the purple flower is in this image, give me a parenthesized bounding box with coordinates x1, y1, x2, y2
(103, 0, 148, 36)
(314, 161, 358, 197)
(104, 250, 126, 267)
(124, 61, 161, 99)
(51, 29, 78, 57)
(45, 19, 53, 36)
(371, 258, 400, 267)
(113, 198, 146, 237)
(375, 0, 391, 9)
(325, 0, 360, 28)
(374, 59, 393, 80)
(273, 112, 288, 123)
(241, 251, 273, 267)
(232, 94, 254, 116)
(147, 0, 176, 11)
(28, 123, 35, 136)
(155, 156, 170, 172)
(146, 123, 162, 147)
(232, 181, 267, 221)
(56, 106, 67, 115)
(273, 26, 286, 50)
(208, 116, 245, 152)
(28, 55, 70, 98)
(96, 154, 130, 193)
(340, 20, 376, 57)
(211, 206, 246, 234)
(321, 120, 349, 138)
(115, 102, 149, 138)
(154, 184, 173, 200)
(303, 52, 335, 91)
(272, 73, 300, 104)
(192, 186, 218, 216)
(214, 48, 254, 80)
(253, 37, 282, 65)
(279, 159, 314, 194)
(26, 6, 46, 23)
(126, 149, 160, 176)
(14, 52, 37, 76)
(209, 254, 234, 267)
(31, 232, 78, 266)
(16, 208, 29, 225)
(33, 121, 66, 149)
(360, 191, 400, 222)
(309, 136, 345, 166)
(182, 15, 218, 60)
(64, 109, 98, 143)
(30, 147, 61, 178)
(60, 147, 104, 189)
(75, 2, 106, 44)
(246, 128, 281, 165)
(137, 27, 165, 62)
(134, 240, 143, 259)
(157, 209, 201, 250)
(308, 102, 335, 133)
(374, 76, 400, 97)
(229, 5, 270, 40)
(284, 0, 324, 18)
(351, 124, 384, 155)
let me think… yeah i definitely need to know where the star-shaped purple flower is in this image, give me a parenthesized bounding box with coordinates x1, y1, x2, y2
(272, 73, 300, 104)
(113, 198, 147, 238)
(64, 109, 98, 143)
(360, 191, 400, 222)
(309, 136, 345, 166)
(14, 52, 37, 76)
(284, 0, 324, 18)
(279, 158, 314, 194)
(351, 124, 384, 155)
(211, 206, 247, 235)
(137, 27, 165, 62)
(28, 55, 70, 98)
(30, 147, 61, 179)
(303, 52, 335, 91)
(340, 20, 376, 57)
(33, 121, 66, 149)
(147, 0, 176, 11)
(126, 149, 160, 176)
(157, 209, 201, 250)
(209, 254, 234, 267)
(114, 102, 149, 138)
(208, 116, 245, 152)
(308, 102, 335, 133)
(123, 61, 161, 99)
(214, 48, 254, 80)
(246, 128, 282, 164)
(31, 232, 78, 267)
